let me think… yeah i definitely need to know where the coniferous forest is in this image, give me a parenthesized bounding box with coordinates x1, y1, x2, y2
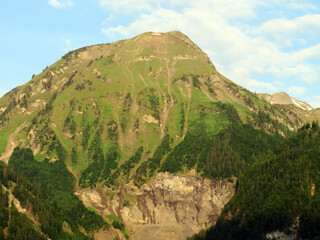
(190, 122, 320, 240)
(0, 148, 107, 240)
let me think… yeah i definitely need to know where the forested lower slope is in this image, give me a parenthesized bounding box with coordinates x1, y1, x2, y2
(0, 165, 46, 240)
(190, 121, 320, 240)
(0, 148, 108, 239)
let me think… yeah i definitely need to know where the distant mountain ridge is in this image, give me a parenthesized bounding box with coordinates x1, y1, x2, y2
(258, 91, 313, 111)
(257, 92, 320, 130)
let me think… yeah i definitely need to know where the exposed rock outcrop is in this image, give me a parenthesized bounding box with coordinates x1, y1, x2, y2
(77, 172, 234, 240)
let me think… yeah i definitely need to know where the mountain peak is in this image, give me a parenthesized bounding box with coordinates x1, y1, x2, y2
(1, 31, 320, 240)
(270, 92, 292, 105)
(258, 91, 313, 111)
(120, 31, 215, 68)
(59, 30, 216, 73)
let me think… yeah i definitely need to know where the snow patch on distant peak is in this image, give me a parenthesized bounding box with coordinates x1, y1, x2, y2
(292, 98, 303, 109)
(292, 98, 313, 111)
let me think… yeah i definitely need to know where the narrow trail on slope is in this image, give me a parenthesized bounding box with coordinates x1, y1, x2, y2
(155, 69, 167, 139)
(126, 66, 136, 93)
(158, 59, 175, 138)
(0, 121, 28, 164)
(182, 84, 192, 139)
(113, 65, 132, 155)
(138, 73, 147, 86)
(164, 38, 175, 113)
(201, 87, 216, 102)
(157, 39, 175, 139)
(165, 59, 175, 110)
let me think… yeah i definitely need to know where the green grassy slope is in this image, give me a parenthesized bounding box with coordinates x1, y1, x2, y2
(0, 31, 309, 190)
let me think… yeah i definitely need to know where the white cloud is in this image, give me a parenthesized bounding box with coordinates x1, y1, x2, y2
(0, 88, 6, 98)
(61, 39, 73, 54)
(310, 96, 320, 108)
(102, 8, 183, 38)
(102, 15, 115, 26)
(287, 86, 306, 95)
(256, 14, 320, 45)
(310, 101, 320, 108)
(176, 0, 263, 20)
(48, 0, 74, 8)
(240, 78, 277, 93)
(99, 0, 262, 18)
(293, 43, 320, 61)
(99, 0, 155, 12)
(288, 2, 318, 11)
(100, 0, 320, 95)
(269, 64, 319, 84)
(62, 39, 72, 49)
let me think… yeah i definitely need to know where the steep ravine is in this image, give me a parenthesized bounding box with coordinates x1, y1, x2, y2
(77, 171, 234, 240)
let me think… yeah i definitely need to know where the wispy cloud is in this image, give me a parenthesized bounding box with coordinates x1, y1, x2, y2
(287, 86, 306, 96)
(62, 39, 72, 48)
(48, 0, 74, 8)
(61, 38, 73, 53)
(309, 96, 320, 108)
(102, 15, 115, 26)
(99, 0, 154, 13)
(256, 14, 320, 46)
(99, 0, 263, 18)
(0, 88, 6, 98)
(288, 2, 318, 11)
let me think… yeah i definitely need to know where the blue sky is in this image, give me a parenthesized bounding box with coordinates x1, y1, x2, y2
(1, 0, 320, 108)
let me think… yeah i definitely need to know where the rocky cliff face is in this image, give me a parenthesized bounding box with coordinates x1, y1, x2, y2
(77, 171, 234, 240)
